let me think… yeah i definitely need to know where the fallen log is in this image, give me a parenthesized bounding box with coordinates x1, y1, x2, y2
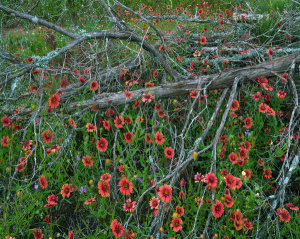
(66, 52, 300, 111)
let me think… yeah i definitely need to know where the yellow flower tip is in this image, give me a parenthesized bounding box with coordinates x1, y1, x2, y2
(105, 159, 111, 166)
(17, 191, 22, 197)
(214, 234, 219, 238)
(173, 99, 177, 104)
(173, 212, 178, 219)
(206, 65, 210, 69)
(159, 227, 164, 232)
(89, 180, 94, 185)
(200, 235, 204, 239)
(242, 171, 246, 176)
(192, 151, 198, 158)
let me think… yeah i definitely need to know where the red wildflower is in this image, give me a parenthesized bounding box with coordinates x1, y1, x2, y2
(231, 99, 239, 111)
(84, 197, 96, 205)
(69, 231, 74, 239)
(142, 93, 154, 103)
(199, 36, 207, 45)
(1, 136, 10, 147)
(176, 206, 184, 217)
(244, 117, 253, 129)
(264, 168, 272, 179)
(244, 218, 253, 231)
(27, 57, 33, 63)
(124, 132, 134, 143)
(123, 90, 133, 99)
(258, 158, 264, 166)
(90, 81, 99, 91)
(279, 209, 290, 223)
(164, 147, 174, 159)
(86, 123, 96, 132)
(102, 119, 110, 130)
(224, 195, 234, 208)
(100, 173, 111, 182)
(258, 103, 269, 113)
(32, 228, 43, 239)
(61, 184, 72, 198)
(277, 90, 286, 99)
(68, 118, 77, 128)
(125, 116, 132, 124)
(1, 116, 11, 126)
(97, 138, 108, 152)
(205, 172, 218, 189)
(225, 175, 236, 189)
(44, 194, 58, 207)
(41, 130, 53, 143)
(48, 94, 60, 108)
(119, 177, 133, 196)
(98, 181, 110, 197)
(194, 172, 204, 183)
(145, 133, 152, 144)
(149, 197, 160, 209)
(253, 91, 261, 101)
(229, 152, 238, 164)
(158, 184, 172, 203)
(111, 219, 124, 238)
(155, 131, 165, 145)
(132, 100, 141, 109)
(190, 90, 198, 98)
(212, 200, 224, 218)
(170, 217, 183, 232)
(153, 70, 158, 77)
(123, 198, 136, 212)
(82, 155, 93, 167)
(285, 203, 299, 211)
(16, 163, 25, 172)
(114, 116, 125, 128)
(39, 175, 48, 189)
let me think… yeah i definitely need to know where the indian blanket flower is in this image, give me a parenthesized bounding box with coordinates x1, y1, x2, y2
(123, 198, 136, 212)
(277, 90, 286, 99)
(244, 117, 253, 129)
(199, 36, 207, 45)
(103, 119, 110, 130)
(41, 130, 53, 143)
(253, 91, 261, 101)
(212, 200, 224, 218)
(86, 123, 96, 132)
(1, 116, 11, 126)
(285, 203, 299, 211)
(244, 218, 253, 230)
(190, 90, 198, 98)
(155, 131, 165, 145)
(194, 173, 204, 183)
(48, 94, 60, 108)
(100, 173, 111, 182)
(33, 228, 43, 239)
(225, 175, 236, 189)
(68, 118, 77, 128)
(82, 155, 93, 167)
(279, 209, 290, 223)
(150, 197, 160, 209)
(229, 152, 238, 164)
(158, 184, 172, 203)
(84, 197, 96, 205)
(97, 137, 108, 152)
(90, 81, 99, 91)
(39, 175, 48, 189)
(119, 177, 133, 196)
(258, 103, 269, 113)
(164, 147, 174, 159)
(114, 116, 125, 128)
(111, 219, 124, 238)
(124, 132, 134, 143)
(264, 168, 272, 179)
(176, 206, 184, 217)
(224, 195, 234, 208)
(142, 93, 154, 103)
(1, 136, 10, 147)
(170, 217, 183, 232)
(123, 90, 133, 99)
(145, 133, 152, 144)
(204, 172, 218, 189)
(231, 99, 239, 111)
(61, 184, 72, 198)
(98, 181, 110, 197)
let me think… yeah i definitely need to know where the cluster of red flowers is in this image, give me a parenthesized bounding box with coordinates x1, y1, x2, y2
(110, 219, 124, 238)
(229, 209, 253, 231)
